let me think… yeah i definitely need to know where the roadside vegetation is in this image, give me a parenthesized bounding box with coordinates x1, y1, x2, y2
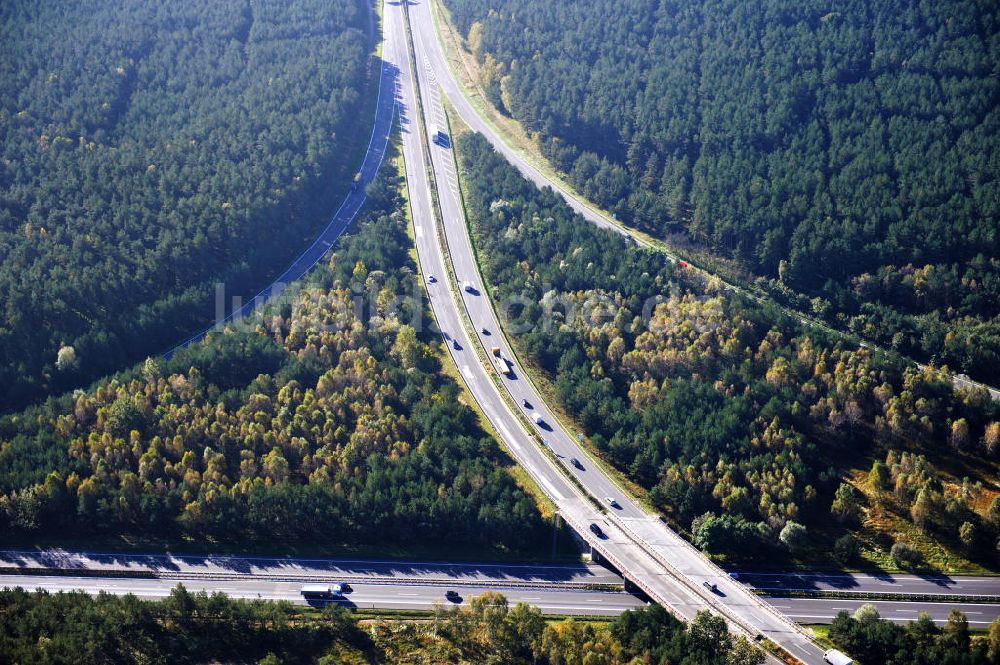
(456, 130, 1000, 572)
(0, 585, 768, 665)
(0, 0, 372, 410)
(0, 152, 548, 557)
(441, 0, 1000, 386)
(827, 605, 999, 665)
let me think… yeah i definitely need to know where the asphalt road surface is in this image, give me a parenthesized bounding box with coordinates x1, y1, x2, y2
(0, 574, 644, 617)
(738, 570, 1000, 598)
(769, 597, 1000, 626)
(5, 573, 992, 625)
(0, 549, 622, 588)
(393, 1, 825, 662)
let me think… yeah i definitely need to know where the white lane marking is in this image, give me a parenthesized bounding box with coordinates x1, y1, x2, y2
(461, 364, 472, 378)
(414, 224, 423, 238)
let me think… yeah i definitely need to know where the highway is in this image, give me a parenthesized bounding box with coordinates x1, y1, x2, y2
(740, 570, 1000, 598)
(769, 597, 1000, 627)
(414, 0, 999, 402)
(0, 574, 644, 617)
(390, 1, 827, 662)
(5, 572, 995, 625)
(0, 549, 623, 589)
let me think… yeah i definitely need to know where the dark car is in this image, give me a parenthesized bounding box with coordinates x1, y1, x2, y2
(445, 590, 462, 603)
(570, 457, 582, 469)
(452, 339, 461, 350)
(589, 523, 604, 538)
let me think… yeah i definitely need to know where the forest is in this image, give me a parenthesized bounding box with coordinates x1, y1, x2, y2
(827, 604, 998, 665)
(442, 0, 1000, 383)
(0, 586, 774, 665)
(0, 160, 546, 555)
(0, 0, 371, 409)
(3, 586, 998, 664)
(457, 131, 1000, 569)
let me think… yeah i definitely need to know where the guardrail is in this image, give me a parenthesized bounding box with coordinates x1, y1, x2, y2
(611, 516, 810, 661)
(405, 5, 803, 663)
(756, 588, 1000, 604)
(0, 566, 624, 592)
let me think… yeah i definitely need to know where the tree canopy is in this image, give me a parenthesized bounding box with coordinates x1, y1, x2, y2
(0, 159, 547, 555)
(457, 130, 1000, 566)
(444, 0, 1000, 383)
(0, 0, 372, 409)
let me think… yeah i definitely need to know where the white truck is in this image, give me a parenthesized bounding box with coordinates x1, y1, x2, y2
(531, 412, 544, 426)
(300, 583, 343, 598)
(823, 649, 853, 665)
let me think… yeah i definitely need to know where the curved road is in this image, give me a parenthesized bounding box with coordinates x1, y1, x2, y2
(393, 1, 824, 662)
(414, 0, 999, 401)
(164, 37, 398, 357)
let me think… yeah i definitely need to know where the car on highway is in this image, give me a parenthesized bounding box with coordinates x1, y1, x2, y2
(570, 457, 582, 469)
(702, 580, 718, 593)
(589, 523, 604, 538)
(427, 274, 436, 283)
(605, 497, 620, 509)
(463, 280, 476, 293)
(452, 339, 461, 350)
(522, 398, 531, 408)
(531, 412, 544, 426)
(481, 327, 490, 335)
(445, 590, 461, 603)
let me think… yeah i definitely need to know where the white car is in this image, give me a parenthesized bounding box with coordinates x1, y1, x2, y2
(605, 497, 620, 509)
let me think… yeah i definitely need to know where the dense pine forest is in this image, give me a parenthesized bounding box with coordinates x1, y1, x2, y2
(0, 587, 775, 665)
(3, 586, 997, 664)
(0, 159, 546, 554)
(443, 0, 1000, 383)
(457, 131, 1000, 570)
(0, 0, 371, 410)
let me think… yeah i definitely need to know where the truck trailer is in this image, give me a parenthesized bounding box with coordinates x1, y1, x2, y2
(490, 346, 513, 377)
(823, 649, 853, 665)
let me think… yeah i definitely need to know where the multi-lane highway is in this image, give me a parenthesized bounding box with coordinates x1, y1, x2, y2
(0, 574, 644, 617)
(739, 570, 1000, 598)
(8, 573, 998, 624)
(771, 597, 1000, 627)
(390, 1, 828, 662)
